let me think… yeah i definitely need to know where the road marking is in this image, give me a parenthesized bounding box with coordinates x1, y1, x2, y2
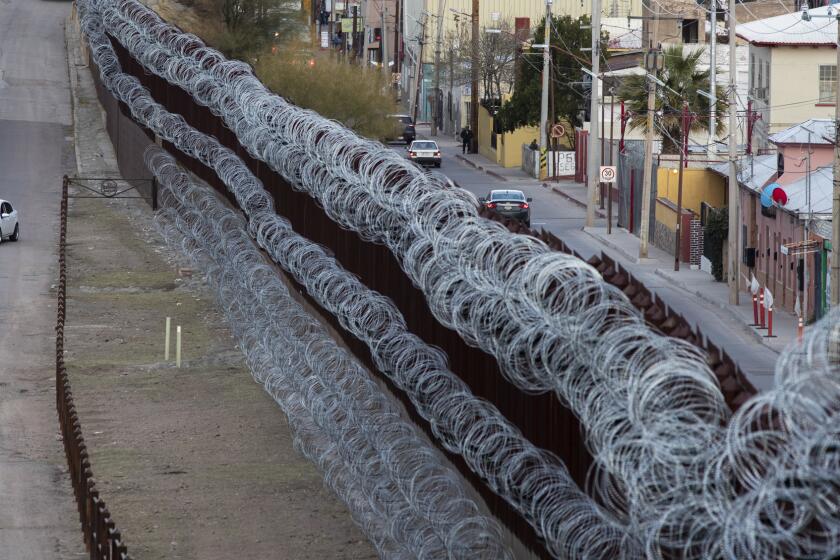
(531, 222, 546, 226)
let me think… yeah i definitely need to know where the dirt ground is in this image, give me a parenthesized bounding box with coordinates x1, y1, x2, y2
(62, 12, 379, 557)
(63, 185, 378, 560)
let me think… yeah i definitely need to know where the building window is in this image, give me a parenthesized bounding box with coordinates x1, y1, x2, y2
(750, 54, 755, 91)
(819, 65, 837, 102)
(681, 19, 698, 43)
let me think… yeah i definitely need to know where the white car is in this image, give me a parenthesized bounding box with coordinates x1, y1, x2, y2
(407, 140, 441, 168)
(0, 199, 19, 242)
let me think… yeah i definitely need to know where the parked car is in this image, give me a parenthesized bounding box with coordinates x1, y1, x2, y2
(0, 199, 19, 242)
(388, 114, 416, 144)
(478, 189, 532, 227)
(407, 140, 441, 168)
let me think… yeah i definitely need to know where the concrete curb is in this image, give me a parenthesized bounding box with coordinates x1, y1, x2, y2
(552, 186, 606, 218)
(454, 154, 509, 182)
(485, 169, 508, 182)
(64, 18, 84, 175)
(455, 154, 478, 168)
(582, 227, 643, 264)
(653, 268, 783, 353)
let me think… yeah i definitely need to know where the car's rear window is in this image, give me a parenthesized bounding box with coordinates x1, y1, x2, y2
(398, 116, 413, 124)
(412, 141, 438, 150)
(490, 191, 525, 201)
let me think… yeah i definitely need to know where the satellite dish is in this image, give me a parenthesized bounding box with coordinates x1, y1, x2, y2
(760, 182, 785, 208)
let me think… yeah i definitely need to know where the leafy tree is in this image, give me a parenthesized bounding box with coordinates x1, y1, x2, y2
(705, 205, 728, 281)
(496, 15, 606, 145)
(256, 49, 398, 140)
(617, 45, 728, 154)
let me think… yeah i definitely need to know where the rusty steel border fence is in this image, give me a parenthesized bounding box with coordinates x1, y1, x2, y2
(57, 176, 131, 560)
(478, 208, 758, 411)
(81, 34, 760, 558)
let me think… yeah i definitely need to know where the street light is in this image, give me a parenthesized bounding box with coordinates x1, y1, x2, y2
(697, 88, 715, 101)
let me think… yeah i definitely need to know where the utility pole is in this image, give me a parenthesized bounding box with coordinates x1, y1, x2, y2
(431, 0, 446, 136)
(412, 15, 427, 124)
(393, 0, 401, 78)
(470, 0, 479, 153)
(539, 0, 553, 156)
(638, 0, 659, 258)
(341, 1, 349, 57)
(800, 3, 839, 308)
(448, 44, 455, 133)
(805, 131, 812, 324)
(675, 102, 689, 271)
(727, 0, 739, 305)
(586, 0, 601, 227)
(833, 12, 840, 307)
(352, 4, 359, 62)
(708, 0, 717, 159)
(382, 6, 389, 75)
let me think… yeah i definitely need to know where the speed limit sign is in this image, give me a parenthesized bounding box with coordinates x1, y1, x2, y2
(599, 166, 617, 183)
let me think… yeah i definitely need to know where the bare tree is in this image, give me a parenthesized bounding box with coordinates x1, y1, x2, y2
(442, 19, 519, 114)
(478, 19, 518, 109)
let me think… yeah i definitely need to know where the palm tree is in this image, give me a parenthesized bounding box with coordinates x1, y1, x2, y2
(618, 45, 728, 154)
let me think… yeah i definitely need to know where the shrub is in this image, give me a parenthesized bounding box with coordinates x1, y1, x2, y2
(256, 50, 398, 140)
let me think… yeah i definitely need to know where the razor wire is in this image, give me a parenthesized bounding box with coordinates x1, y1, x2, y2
(149, 150, 514, 560)
(78, 1, 840, 557)
(145, 143, 633, 559)
(78, 3, 635, 557)
(91, 0, 733, 507)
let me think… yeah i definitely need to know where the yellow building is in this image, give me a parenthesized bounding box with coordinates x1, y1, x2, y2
(652, 166, 727, 261)
(655, 167, 726, 216)
(409, 0, 644, 64)
(477, 105, 540, 168)
(401, 0, 644, 125)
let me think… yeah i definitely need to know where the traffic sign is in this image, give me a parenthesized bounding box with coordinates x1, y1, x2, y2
(599, 166, 617, 183)
(550, 123, 565, 138)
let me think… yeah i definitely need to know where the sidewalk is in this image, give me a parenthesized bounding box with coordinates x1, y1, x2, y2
(550, 182, 797, 355)
(408, 130, 784, 388)
(416, 124, 537, 183)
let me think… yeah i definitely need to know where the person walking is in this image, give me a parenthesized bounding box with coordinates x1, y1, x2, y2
(459, 126, 474, 154)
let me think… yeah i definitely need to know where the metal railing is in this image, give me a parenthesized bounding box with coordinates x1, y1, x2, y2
(56, 176, 131, 560)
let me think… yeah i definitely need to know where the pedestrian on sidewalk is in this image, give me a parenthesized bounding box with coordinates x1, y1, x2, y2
(528, 139, 538, 150)
(460, 126, 473, 154)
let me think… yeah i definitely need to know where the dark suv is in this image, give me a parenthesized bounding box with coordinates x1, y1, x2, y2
(388, 114, 416, 144)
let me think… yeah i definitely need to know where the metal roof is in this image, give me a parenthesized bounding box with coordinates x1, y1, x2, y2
(769, 119, 835, 145)
(708, 154, 778, 192)
(779, 166, 834, 216)
(812, 217, 833, 241)
(737, 5, 838, 46)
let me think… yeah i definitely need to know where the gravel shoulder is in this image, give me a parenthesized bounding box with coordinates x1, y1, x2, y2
(64, 13, 376, 560)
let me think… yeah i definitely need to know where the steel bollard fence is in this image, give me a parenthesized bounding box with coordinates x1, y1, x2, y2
(56, 176, 132, 560)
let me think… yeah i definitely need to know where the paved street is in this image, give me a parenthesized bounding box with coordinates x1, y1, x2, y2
(393, 127, 779, 390)
(0, 0, 82, 557)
